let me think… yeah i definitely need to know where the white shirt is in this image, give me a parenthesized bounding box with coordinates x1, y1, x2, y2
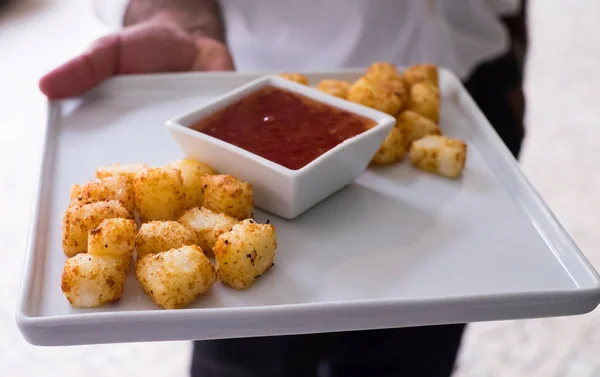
(92, 0, 521, 79)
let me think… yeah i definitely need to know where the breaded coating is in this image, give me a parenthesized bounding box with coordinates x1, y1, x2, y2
(365, 62, 401, 83)
(409, 135, 467, 178)
(133, 167, 187, 222)
(364, 62, 408, 107)
(61, 254, 126, 308)
(381, 78, 408, 107)
(62, 200, 131, 257)
(316, 79, 352, 99)
(408, 81, 440, 123)
(396, 110, 442, 148)
(178, 207, 237, 254)
(95, 163, 149, 183)
(278, 72, 309, 85)
(201, 174, 253, 220)
(135, 245, 218, 309)
(88, 218, 137, 270)
(135, 220, 198, 258)
(213, 219, 277, 289)
(403, 64, 439, 87)
(370, 127, 406, 165)
(69, 176, 135, 213)
(347, 77, 404, 115)
(165, 158, 216, 209)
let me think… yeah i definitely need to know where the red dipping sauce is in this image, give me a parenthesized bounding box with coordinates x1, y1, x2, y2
(190, 86, 375, 170)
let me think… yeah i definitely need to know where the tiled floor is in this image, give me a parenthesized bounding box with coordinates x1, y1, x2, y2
(1, 1, 600, 376)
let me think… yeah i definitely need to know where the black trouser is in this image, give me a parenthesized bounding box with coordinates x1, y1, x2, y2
(191, 9, 528, 377)
(191, 324, 468, 377)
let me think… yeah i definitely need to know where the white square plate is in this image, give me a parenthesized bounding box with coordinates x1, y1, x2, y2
(16, 68, 600, 346)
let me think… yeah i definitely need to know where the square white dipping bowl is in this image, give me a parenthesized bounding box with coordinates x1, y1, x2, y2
(166, 75, 395, 219)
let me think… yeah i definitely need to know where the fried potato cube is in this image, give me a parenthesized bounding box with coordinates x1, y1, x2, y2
(381, 79, 408, 108)
(95, 163, 149, 183)
(365, 62, 401, 82)
(396, 110, 442, 148)
(61, 254, 126, 308)
(213, 219, 277, 289)
(403, 64, 439, 87)
(88, 218, 137, 270)
(178, 207, 237, 253)
(278, 72, 309, 85)
(408, 81, 440, 123)
(364, 62, 408, 106)
(409, 135, 467, 178)
(135, 220, 198, 258)
(316, 79, 352, 99)
(165, 158, 216, 209)
(133, 167, 187, 222)
(371, 127, 406, 165)
(62, 200, 132, 257)
(347, 77, 404, 115)
(135, 245, 218, 309)
(201, 174, 253, 220)
(69, 176, 135, 214)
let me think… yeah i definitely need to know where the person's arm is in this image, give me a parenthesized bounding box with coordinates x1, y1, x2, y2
(40, 0, 233, 99)
(123, 0, 226, 42)
(484, 0, 522, 15)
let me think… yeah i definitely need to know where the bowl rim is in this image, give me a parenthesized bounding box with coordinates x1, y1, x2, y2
(165, 75, 396, 177)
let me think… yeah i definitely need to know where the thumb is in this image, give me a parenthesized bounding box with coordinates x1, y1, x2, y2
(191, 37, 235, 71)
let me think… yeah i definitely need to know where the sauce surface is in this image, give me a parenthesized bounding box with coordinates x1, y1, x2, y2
(191, 86, 375, 170)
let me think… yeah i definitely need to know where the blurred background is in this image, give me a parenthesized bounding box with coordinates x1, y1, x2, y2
(1, 0, 600, 376)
